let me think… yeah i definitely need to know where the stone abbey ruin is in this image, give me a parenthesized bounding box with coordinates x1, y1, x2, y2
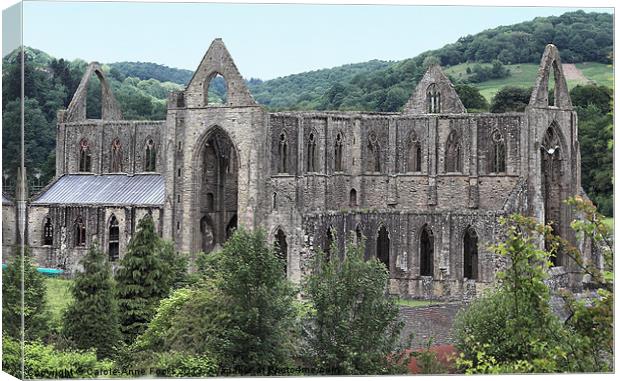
(2, 39, 596, 300)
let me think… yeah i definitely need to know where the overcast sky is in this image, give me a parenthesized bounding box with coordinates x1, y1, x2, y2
(17, 1, 614, 80)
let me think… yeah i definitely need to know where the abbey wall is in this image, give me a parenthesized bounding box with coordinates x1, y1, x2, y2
(3, 39, 592, 300)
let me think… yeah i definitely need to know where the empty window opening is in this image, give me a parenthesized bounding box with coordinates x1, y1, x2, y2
(542, 126, 563, 266)
(324, 226, 334, 261)
(226, 214, 237, 240)
(74, 217, 86, 247)
(144, 139, 157, 172)
(177, 168, 181, 177)
(490, 129, 506, 173)
(79, 139, 91, 172)
(463, 227, 478, 280)
(367, 131, 381, 173)
(349, 188, 357, 207)
(274, 229, 288, 274)
(445, 130, 462, 173)
(206, 73, 228, 105)
(176, 92, 185, 108)
(307, 132, 317, 172)
(427, 83, 441, 113)
(420, 225, 434, 276)
(408, 132, 422, 172)
(43, 218, 53, 246)
(110, 138, 123, 172)
(278, 132, 288, 174)
(206, 193, 214, 211)
(355, 225, 363, 246)
(272, 192, 277, 210)
(109, 216, 120, 261)
(377, 226, 390, 271)
(334, 132, 343, 172)
(86, 72, 102, 119)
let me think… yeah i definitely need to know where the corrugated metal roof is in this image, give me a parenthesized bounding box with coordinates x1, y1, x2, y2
(32, 174, 164, 206)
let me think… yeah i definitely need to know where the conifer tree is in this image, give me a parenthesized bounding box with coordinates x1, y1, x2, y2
(63, 244, 121, 359)
(115, 214, 168, 344)
(2, 245, 50, 341)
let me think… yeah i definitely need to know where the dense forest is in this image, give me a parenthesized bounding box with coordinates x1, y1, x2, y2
(1, 10, 613, 215)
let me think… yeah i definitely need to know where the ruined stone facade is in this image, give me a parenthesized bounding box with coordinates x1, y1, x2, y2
(4, 40, 593, 300)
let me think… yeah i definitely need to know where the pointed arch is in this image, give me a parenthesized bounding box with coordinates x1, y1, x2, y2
(306, 131, 317, 172)
(489, 129, 506, 174)
(419, 224, 434, 277)
(73, 216, 86, 247)
(110, 137, 123, 172)
(108, 215, 120, 261)
(445, 130, 462, 173)
(367, 130, 381, 173)
(407, 130, 422, 172)
(376, 225, 390, 271)
(64, 62, 123, 122)
(334, 131, 344, 172)
(144, 138, 157, 172)
(426, 83, 441, 113)
(541, 124, 565, 266)
(349, 188, 358, 207)
(274, 228, 288, 275)
(529, 45, 573, 109)
(43, 217, 53, 246)
(463, 226, 478, 280)
(278, 131, 288, 174)
(205, 72, 228, 105)
(79, 138, 92, 172)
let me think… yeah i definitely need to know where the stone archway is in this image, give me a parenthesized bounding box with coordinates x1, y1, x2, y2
(197, 127, 238, 253)
(541, 124, 564, 266)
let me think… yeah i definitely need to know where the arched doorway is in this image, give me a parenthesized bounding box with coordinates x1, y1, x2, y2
(274, 229, 288, 274)
(377, 226, 390, 271)
(420, 225, 434, 277)
(541, 125, 563, 266)
(463, 227, 478, 280)
(198, 127, 238, 253)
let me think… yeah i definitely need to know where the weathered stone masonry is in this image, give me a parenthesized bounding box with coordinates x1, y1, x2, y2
(5, 40, 594, 300)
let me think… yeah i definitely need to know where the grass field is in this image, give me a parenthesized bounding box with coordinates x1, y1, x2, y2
(444, 62, 613, 103)
(45, 277, 73, 326)
(602, 217, 613, 232)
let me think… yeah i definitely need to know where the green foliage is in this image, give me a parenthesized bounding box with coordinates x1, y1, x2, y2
(490, 86, 532, 113)
(2, 335, 114, 379)
(2, 246, 50, 341)
(134, 228, 297, 375)
(115, 215, 171, 344)
(468, 60, 511, 83)
(454, 84, 488, 111)
(410, 339, 449, 374)
(302, 237, 408, 375)
(570, 86, 613, 216)
(44, 277, 73, 332)
(63, 244, 121, 359)
(109, 61, 193, 85)
(455, 201, 614, 373)
(135, 351, 219, 377)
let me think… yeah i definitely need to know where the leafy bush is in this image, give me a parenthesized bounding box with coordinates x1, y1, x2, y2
(490, 86, 532, 113)
(302, 236, 408, 375)
(63, 244, 121, 359)
(2, 245, 50, 341)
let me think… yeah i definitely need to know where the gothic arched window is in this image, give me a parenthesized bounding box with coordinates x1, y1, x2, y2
(489, 129, 506, 173)
(349, 188, 357, 207)
(407, 131, 422, 172)
(463, 227, 478, 280)
(306, 132, 317, 173)
(74, 217, 86, 247)
(427, 83, 441, 113)
(274, 229, 288, 275)
(110, 138, 123, 172)
(334, 132, 343, 172)
(420, 225, 434, 277)
(367, 131, 381, 173)
(278, 132, 288, 174)
(108, 216, 120, 261)
(445, 130, 462, 173)
(79, 139, 91, 172)
(377, 226, 390, 271)
(43, 218, 53, 246)
(144, 139, 157, 172)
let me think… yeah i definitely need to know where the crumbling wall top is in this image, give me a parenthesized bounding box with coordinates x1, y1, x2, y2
(402, 64, 465, 114)
(528, 44, 573, 110)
